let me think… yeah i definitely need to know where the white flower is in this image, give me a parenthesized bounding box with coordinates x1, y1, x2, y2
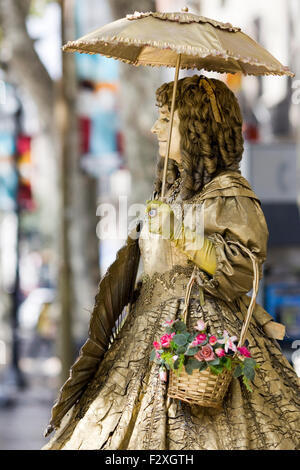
(194, 320, 206, 331)
(218, 330, 237, 353)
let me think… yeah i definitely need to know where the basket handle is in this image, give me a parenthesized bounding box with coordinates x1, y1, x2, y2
(182, 266, 198, 323)
(182, 241, 260, 347)
(227, 241, 259, 347)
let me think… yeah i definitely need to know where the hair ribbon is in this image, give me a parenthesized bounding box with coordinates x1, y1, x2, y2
(199, 77, 224, 123)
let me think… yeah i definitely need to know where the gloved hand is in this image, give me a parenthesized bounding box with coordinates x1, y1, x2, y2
(146, 200, 217, 276)
(146, 200, 175, 239)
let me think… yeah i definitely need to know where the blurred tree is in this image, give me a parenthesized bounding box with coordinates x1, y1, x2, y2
(109, 0, 163, 203)
(0, 0, 99, 384)
(0, 0, 54, 131)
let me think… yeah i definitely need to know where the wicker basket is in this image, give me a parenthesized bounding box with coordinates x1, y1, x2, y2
(167, 241, 259, 407)
(168, 366, 233, 407)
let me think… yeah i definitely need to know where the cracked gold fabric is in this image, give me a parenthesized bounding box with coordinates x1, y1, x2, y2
(44, 171, 300, 450)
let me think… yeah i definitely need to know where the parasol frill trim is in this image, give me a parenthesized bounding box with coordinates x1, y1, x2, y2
(125, 11, 241, 32)
(62, 38, 294, 77)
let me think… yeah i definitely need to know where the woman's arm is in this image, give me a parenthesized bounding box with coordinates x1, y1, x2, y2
(196, 195, 269, 303)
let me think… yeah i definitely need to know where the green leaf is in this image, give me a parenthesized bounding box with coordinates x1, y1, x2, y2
(150, 349, 156, 361)
(185, 347, 199, 356)
(209, 365, 223, 375)
(186, 334, 194, 343)
(185, 362, 194, 375)
(223, 357, 232, 371)
(185, 358, 201, 374)
(173, 334, 188, 346)
(163, 351, 175, 361)
(176, 346, 187, 354)
(233, 364, 243, 378)
(177, 354, 185, 373)
(207, 358, 220, 366)
(198, 362, 208, 372)
(242, 375, 253, 392)
(173, 358, 180, 369)
(161, 351, 173, 361)
(189, 358, 202, 368)
(174, 321, 187, 333)
(244, 366, 255, 382)
(244, 358, 257, 368)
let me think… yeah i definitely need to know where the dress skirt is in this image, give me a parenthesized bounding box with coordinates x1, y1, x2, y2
(44, 267, 300, 450)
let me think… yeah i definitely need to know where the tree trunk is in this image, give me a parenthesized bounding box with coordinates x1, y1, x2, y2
(0, 0, 54, 132)
(59, 0, 100, 381)
(0, 0, 100, 385)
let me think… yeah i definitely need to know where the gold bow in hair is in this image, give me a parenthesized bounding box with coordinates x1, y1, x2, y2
(199, 77, 223, 123)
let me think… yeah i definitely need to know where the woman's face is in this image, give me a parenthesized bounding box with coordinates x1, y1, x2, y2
(151, 104, 182, 164)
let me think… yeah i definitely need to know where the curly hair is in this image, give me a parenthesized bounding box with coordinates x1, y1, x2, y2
(153, 74, 244, 200)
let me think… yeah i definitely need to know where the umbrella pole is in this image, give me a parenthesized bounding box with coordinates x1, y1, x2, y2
(161, 54, 181, 200)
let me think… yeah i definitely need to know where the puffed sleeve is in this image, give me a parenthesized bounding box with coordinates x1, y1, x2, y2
(198, 195, 269, 303)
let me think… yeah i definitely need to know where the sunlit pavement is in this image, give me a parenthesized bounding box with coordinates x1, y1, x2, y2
(0, 358, 57, 450)
(0, 384, 54, 450)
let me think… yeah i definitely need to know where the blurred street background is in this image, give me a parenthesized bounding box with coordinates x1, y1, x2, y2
(0, 0, 299, 450)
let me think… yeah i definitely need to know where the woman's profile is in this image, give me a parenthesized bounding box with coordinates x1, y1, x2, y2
(44, 75, 300, 450)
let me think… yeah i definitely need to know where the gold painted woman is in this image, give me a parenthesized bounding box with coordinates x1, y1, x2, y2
(44, 75, 300, 450)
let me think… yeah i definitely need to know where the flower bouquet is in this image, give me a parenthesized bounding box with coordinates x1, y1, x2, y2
(150, 318, 259, 394)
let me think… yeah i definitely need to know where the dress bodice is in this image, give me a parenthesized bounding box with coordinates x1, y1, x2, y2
(139, 228, 190, 277)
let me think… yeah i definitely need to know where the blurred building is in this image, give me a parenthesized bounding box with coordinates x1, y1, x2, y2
(199, 0, 300, 365)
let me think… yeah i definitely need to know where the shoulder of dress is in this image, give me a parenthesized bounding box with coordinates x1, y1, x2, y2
(190, 171, 261, 204)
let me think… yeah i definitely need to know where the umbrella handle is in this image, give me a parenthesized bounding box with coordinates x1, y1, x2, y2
(161, 54, 181, 200)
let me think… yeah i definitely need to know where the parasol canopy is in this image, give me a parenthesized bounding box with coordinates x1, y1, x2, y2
(63, 9, 294, 198)
(63, 11, 293, 77)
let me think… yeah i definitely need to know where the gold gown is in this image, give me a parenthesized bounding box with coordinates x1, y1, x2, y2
(44, 170, 300, 450)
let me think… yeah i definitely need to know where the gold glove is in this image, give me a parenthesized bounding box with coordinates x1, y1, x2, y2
(146, 200, 217, 276)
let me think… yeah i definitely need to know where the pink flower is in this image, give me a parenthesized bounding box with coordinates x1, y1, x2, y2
(209, 335, 217, 346)
(163, 319, 176, 327)
(194, 320, 206, 331)
(155, 351, 161, 359)
(237, 346, 252, 358)
(160, 332, 175, 348)
(159, 367, 167, 382)
(153, 341, 160, 350)
(215, 348, 225, 358)
(194, 344, 215, 362)
(192, 334, 207, 346)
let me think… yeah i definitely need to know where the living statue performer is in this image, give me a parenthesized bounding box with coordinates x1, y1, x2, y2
(44, 75, 300, 450)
